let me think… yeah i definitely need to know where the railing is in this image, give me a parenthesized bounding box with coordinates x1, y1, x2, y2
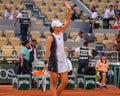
(72, 0, 92, 17)
(37, 50, 120, 62)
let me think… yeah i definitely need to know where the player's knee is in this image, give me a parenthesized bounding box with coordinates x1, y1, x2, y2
(52, 80, 58, 86)
(62, 79, 68, 86)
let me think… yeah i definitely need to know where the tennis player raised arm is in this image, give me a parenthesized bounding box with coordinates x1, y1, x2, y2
(44, 1, 72, 70)
(62, 1, 72, 33)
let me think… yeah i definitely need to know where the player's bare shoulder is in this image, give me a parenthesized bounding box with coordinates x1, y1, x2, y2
(46, 35, 53, 42)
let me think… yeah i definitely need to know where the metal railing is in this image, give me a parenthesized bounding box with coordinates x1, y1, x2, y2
(37, 50, 120, 62)
(72, 0, 92, 17)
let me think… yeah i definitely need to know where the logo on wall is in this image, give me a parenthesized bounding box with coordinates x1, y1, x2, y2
(0, 69, 15, 79)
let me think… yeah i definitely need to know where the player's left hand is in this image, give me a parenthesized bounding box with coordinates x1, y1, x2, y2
(64, 1, 71, 9)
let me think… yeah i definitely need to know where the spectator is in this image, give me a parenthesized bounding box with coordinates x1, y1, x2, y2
(89, 6, 99, 33)
(71, 3, 81, 21)
(75, 31, 84, 42)
(114, 4, 120, 16)
(28, 39, 37, 72)
(14, 6, 31, 41)
(17, 40, 31, 75)
(95, 52, 109, 88)
(4, 6, 14, 19)
(114, 14, 120, 29)
(103, 4, 115, 29)
(116, 30, 120, 61)
(72, 41, 93, 74)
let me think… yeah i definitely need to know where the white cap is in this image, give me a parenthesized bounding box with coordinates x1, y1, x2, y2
(51, 20, 63, 28)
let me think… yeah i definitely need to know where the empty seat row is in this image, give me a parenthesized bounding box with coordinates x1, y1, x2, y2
(0, 37, 21, 48)
(0, 45, 22, 58)
(94, 33, 116, 44)
(0, 0, 26, 5)
(83, 0, 119, 5)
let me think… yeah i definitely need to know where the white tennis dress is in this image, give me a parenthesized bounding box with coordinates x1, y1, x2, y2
(48, 32, 68, 73)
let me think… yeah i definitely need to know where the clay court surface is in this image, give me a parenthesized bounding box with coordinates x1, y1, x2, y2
(0, 85, 120, 96)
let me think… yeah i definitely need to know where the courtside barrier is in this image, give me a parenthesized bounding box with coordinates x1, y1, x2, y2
(77, 74, 96, 89)
(12, 75, 31, 90)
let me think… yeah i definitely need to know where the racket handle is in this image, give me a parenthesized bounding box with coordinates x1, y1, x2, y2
(44, 70, 47, 75)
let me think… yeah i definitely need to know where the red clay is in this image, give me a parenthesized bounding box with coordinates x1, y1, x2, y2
(0, 85, 120, 96)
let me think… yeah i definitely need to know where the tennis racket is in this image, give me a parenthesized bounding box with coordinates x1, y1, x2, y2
(42, 70, 47, 92)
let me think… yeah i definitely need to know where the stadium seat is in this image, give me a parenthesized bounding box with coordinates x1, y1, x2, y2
(14, 45, 22, 57)
(34, 0, 43, 9)
(1, 45, 13, 58)
(40, 6, 49, 15)
(103, 40, 114, 51)
(68, 0, 74, 4)
(94, 33, 105, 44)
(83, 0, 90, 5)
(46, 12, 55, 22)
(89, 2, 96, 8)
(30, 31, 41, 40)
(106, 33, 116, 43)
(72, 47, 79, 59)
(34, 20, 43, 25)
(36, 38, 46, 44)
(12, 0, 21, 6)
(97, 2, 106, 8)
(0, 10, 4, 19)
(61, 7, 67, 14)
(106, 3, 114, 8)
(108, 0, 116, 4)
(0, 4, 5, 10)
(100, 0, 108, 3)
(70, 32, 78, 41)
(50, 6, 59, 15)
(80, 14, 89, 22)
(55, 1, 64, 8)
(43, 31, 50, 39)
(74, 7, 81, 15)
(44, 0, 54, 9)
(65, 38, 74, 42)
(9, 37, 21, 48)
(36, 38, 46, 50)
(21, 0, 27, 3)
(74, 19, 83, 22)
(64, 46, 69, 56)
(4, 30, 15, 40)
(1, 45, 13, 49)
(92, 0, 99, 2)
(56, 12, 66, 21)
(0, 37, 8, 48)
(1, 0, 10, 5)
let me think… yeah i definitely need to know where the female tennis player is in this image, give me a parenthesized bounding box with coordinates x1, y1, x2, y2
(43, 1, 71, 96)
